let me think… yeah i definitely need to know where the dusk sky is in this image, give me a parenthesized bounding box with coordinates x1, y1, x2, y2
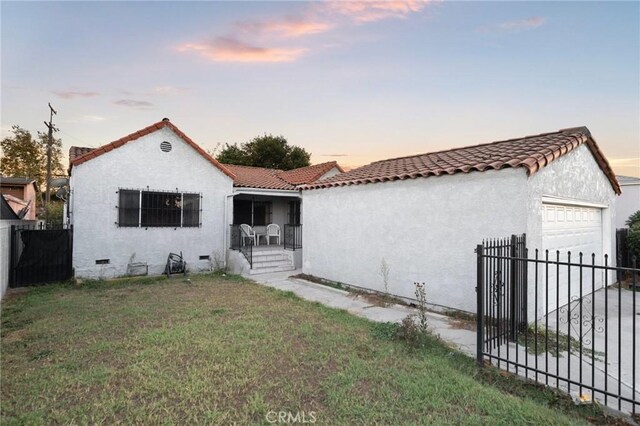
(1, 1, 639, 176)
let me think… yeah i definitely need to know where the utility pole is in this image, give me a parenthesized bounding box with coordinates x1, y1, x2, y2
(44, 102, 58, 225)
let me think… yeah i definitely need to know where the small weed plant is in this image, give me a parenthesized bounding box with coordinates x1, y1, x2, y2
(399, 282, 430, 347)
(379, 259, 391, 297)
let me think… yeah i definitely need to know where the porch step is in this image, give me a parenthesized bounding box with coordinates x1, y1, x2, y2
(249, 250, 295, 275)
(248, 264, 296, 275)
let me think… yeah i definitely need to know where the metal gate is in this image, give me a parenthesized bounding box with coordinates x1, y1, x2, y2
(476, 234, 640, 415)
(476, 234, 528, 347)
(9, 225, 73, 287)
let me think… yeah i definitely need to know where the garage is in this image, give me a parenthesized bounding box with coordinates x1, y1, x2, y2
(541, 201, 604, 311)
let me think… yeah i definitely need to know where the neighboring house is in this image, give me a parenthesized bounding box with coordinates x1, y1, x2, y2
(1, 178, 40, 300)
(615, 175, 640, 228)
(0, 177, 38, 220)
(67, 118, 343, 278)
(301, 127, 620, 316)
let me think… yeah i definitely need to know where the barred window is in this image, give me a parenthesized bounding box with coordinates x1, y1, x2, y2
(118, 190, 140, 227)
(182, 193, 200, 227)
(118, 189, 200, 228)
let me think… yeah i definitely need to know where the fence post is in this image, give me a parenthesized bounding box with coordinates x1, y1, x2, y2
(476, 244, 485, 367)
(9, 225, 16, 288)
(509, 234, 517, 342)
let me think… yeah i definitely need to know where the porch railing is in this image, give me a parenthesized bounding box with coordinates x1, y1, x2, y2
(284, 224, 302, 251)
(229, 224, 253, 268)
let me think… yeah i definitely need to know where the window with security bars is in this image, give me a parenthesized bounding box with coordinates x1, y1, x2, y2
(118, 189, 200, 228)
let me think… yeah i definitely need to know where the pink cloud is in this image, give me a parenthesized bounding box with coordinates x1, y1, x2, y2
(176, 1, 431, 65)
(325, 0, 429, 23)
(114, 99, 154, 108)
(178, 38, 307, 63)
(498, 16, 547, 31)
(236, 18, 333, 38)
(53, 91, 99, 99)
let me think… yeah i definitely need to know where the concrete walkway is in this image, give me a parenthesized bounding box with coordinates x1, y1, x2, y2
(245, 269, 478, 356)
(245, 269, 639, 416)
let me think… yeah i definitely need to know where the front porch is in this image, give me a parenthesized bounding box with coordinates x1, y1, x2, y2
(227, 190, 302, 274)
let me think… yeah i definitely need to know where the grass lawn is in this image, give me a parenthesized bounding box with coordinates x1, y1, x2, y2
(0, 273, 613, 424)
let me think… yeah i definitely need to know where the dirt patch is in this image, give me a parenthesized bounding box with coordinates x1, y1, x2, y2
(449, 319, 476, 331)
(3, 328, 29, 344)
(350, 292, 394, 307)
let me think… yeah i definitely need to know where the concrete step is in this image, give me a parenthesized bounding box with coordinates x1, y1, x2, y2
(252, 250, 288, 257)
(252, 254, 289, 262)
(252, 259, 293, 268)
(248, 264, 296, 275)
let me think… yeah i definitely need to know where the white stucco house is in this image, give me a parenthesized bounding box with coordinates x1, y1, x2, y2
(67, 119, 343, 278)
(615, 175, 640, 228)
(68, 120, 620, 316)
(300, 127, 621, 314)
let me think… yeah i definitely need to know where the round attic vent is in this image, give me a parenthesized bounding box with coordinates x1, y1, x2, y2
(160, 141, 172, 152)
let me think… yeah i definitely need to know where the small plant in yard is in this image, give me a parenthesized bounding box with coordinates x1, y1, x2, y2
(379, 258, 391, 297)
(414, 282, 429, 334)
(210, 250, 226, 272)
(369, 321, 400, 341)
(394, 282, 430, 347)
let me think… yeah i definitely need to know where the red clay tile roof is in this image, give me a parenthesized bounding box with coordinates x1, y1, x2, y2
(69, 119, 236, 180)
(302, 127, 621, 195)
(222, 164, 296, 190)
(222, 161, 344, 190)
(69, 146, 95, 163)
(277, 161, 344, 185)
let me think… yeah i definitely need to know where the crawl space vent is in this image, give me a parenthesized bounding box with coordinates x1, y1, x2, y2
(160, 141, 172, 152)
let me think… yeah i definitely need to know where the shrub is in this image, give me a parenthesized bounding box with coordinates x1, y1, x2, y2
(627, 211, 640, 260)
(626, 210, 640, 227)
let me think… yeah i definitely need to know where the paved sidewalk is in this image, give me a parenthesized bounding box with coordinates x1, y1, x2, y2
(244, 269, 478, 356)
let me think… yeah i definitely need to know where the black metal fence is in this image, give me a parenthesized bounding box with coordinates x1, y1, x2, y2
(284, 224, 302, 251)
(229, 224, 253, 268)
(476, 236, 639, 414)
(9, 224, 73, 287)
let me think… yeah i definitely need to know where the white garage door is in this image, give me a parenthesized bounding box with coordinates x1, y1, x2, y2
(542, 204, 602, 259)
(541, 203, 603, 313)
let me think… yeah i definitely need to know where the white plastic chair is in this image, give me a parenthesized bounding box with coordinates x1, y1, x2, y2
(266, 224, 280, 245)
(239, 224, 257, 246)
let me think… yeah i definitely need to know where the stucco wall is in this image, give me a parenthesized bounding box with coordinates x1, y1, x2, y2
(526, 144, 618, 318)
(70, 127, 233, 278)
(527, 144, 617, 259)
(302, 168, 529, 313)
(615, 183, 640, 228)
(317, 167, 342, 181)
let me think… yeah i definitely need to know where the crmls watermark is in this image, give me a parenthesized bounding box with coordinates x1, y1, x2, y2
(265, 411, 317, 424)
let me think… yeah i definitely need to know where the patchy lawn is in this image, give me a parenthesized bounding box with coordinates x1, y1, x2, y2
(0, 273, 610, 424)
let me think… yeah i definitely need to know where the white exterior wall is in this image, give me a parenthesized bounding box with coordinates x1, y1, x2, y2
(317, 167, 342, 181)
(615, 183, 640, 228)
(70, 127, 233, 278)
(526, 144, 618, 318)
(527, 144, 617, 261)
(302, 169, 529, 313)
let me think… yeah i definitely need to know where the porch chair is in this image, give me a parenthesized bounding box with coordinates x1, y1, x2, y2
(239, 224, 257, 246)
(266, 224, 281, 246)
